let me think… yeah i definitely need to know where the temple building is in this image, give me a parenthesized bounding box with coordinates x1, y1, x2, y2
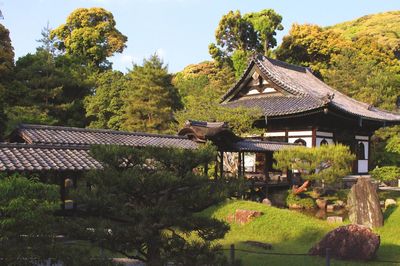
(221, 55, 400, 175)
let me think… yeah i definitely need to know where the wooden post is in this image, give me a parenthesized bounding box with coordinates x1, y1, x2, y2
(219, 151, 224, 179)
(241, 152, 245, 177)
(325, 248, 331, 266)
(238, 152, 242, 177)
(214, 154, 218, 180)
(59, 175, 65, 210)
(230, 244, 235, 265)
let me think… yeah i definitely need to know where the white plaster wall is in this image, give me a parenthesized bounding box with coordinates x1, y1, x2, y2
(358, 160, 368, 173)
(316, 137, 334, 147)
(288, 137, 312, 148)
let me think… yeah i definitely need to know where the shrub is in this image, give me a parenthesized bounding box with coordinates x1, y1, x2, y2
(286, 192, 316, 209)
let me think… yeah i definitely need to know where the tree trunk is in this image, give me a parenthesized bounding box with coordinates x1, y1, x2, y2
(146, 240, 162, 266)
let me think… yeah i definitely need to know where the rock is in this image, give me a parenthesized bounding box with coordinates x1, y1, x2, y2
(315, 209, 326, 219)
(347, 177, 383, 228)
(226, 214, 234, 223)
(288, 203, 303, 209)
(385, 198, 397, 209)
(233, 209, 263, 224)
(326, 216, 343, 223)
(326, 204, 335, 212)
(262, 198, 272, 206)
(309, 224, 380, 261)
(316, 199, 327, 209)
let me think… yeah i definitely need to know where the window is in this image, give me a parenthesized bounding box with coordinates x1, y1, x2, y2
(357, 142, 366, 160)
(294, 138, 307, 146)
(320, 139, 328, 146)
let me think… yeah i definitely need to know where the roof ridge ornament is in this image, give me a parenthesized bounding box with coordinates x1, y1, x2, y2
(322, 93, 335, 104)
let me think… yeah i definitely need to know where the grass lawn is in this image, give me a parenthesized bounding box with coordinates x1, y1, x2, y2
(203, 195, 400, 266)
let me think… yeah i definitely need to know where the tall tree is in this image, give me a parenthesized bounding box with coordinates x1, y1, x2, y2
(50, 7, 127, 68)
(209, 9, 283, 77)
(122, 54, 180, 133)
(84, 70, 126, 130)
(244, 9, 283, 54)
(6, 49, 92, 131)
(69, 144, 232, 265)
(0, 23, 14, 138)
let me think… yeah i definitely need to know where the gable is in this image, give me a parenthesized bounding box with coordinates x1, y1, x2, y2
(225, 64, 290, 102)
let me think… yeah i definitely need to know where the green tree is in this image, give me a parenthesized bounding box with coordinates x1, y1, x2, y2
(371, 126, 400, 182)
(0, 23, 14, 138)
(50, 7, 127, 68)
(276, 24, 343, 76)
(69, 144, 232, 265)
(173, 61, 261, 135)
(175, 88, 262, 136)
(6, 49, 92, 132)
(244, 9, 283, 54)
(0, 175, 60, 265)
(210, 9, 283, 77)
(274, 144, 355, 184)
(172, 61, 235, 103)
(84, 70, 126, 130)
(122, 54, 181, 133)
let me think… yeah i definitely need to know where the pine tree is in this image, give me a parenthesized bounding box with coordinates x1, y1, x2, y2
(68, 144, 235, 265)
(122, 54, 181, 133)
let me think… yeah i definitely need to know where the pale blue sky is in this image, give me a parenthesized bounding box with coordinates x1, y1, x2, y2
(1, 0, 399, 73)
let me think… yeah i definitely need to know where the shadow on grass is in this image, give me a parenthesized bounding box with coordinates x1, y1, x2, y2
(383, 204, 398, 220)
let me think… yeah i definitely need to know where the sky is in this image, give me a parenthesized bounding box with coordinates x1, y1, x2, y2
(1, 0, 399, 73)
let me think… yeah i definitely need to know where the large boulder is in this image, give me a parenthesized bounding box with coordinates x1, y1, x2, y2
(309, 224, 380, 261)
(347, 177, 383, 228)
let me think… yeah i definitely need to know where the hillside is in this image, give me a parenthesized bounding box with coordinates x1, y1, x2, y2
(328, 11, 400, 51)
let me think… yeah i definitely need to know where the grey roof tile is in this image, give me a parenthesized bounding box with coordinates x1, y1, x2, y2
(0, 143, 104, 171)
(16, 124, 199, 149)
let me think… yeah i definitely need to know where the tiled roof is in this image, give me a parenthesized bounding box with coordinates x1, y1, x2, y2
(232, 140, 297, 152)
(0, 143, 102, 171)
(222, 55, 400, 122)
(223, 95, 325, 117)
(16, 124, 199, 149)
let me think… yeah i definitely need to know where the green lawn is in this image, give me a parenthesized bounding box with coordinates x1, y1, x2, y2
(203, 196, 400, 266)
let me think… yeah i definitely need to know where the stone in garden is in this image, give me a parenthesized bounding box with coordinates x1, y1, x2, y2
(262, 198, 272, 206)
(326, 216, 343, 223)
(288, 203, 303, 209)
(326, 204, 335, 212)
(385, 198, 397, 209)
(315, 209, 326, 219)
(316, 199, 327, 209)
(347, 177, 383, 228)
(309, 224, 380, 261)
(234, 209, 263, 224)
(226, 214, 234, 223)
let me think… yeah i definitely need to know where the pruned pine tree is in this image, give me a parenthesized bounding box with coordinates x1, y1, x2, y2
(68, 143, 238, 266)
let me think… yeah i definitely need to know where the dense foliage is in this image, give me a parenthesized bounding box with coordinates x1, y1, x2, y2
(68, 144, 235, 265)
(371, 126, 400, 182)
(274, 144, 355, 184)
(0, 175, 60, 265)
(276, 21, 400, 111)
(50, 7, 127, 69)
(173, 61, 263, 135)
(209, 9, 283, 77)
